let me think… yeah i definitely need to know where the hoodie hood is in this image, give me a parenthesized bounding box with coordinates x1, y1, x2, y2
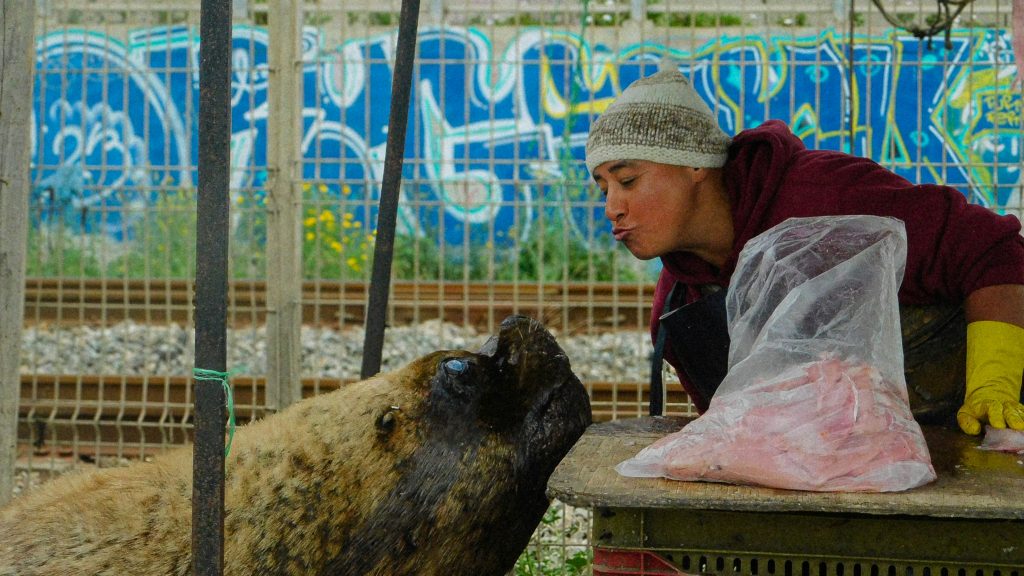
(659, 119, 807, 287)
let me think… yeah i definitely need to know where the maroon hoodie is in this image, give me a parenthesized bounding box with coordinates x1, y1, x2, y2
(652, 120, 1024, 412)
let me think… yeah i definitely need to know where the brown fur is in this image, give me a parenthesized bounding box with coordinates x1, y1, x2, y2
(0, 316, 592, 575)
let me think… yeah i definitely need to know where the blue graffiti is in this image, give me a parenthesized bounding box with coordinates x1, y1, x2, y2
(29, 25, 1023, 247)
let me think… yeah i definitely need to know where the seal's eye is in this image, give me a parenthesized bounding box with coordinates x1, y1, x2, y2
(443, 358, 469, 376)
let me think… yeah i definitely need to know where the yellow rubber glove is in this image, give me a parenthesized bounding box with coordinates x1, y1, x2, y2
(957, 320, 1024, 435)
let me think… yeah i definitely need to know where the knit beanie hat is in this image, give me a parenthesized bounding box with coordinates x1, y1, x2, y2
(585, 69, 732, 175)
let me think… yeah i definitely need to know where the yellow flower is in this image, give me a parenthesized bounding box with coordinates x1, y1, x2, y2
(304, 217, 317, 227)
(330, 240, 342, 253)
(305, 232, 315, 241)
(302, 183, 312, 192)
(342, 185, 352, 196)
(342, 220, 352, 229)
(346, 257, 359, 270)
(318, 184, 329, 193)
(319, 210, 335, 222)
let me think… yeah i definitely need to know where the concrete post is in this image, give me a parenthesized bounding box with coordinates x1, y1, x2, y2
(0, 0, 36, 505)
(266, 0, 303, 411)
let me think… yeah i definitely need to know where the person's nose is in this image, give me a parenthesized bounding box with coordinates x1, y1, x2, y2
(604, 185, 625, 223)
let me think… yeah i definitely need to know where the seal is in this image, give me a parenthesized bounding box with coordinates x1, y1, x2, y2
(0, 315, 592, 575)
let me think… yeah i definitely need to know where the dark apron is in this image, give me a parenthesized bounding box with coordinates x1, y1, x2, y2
(652, 283, 966, 426)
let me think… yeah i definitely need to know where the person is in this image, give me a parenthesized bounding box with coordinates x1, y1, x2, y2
(585, 68, 1024, 435)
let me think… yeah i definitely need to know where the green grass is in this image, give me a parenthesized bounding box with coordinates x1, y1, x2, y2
(25, 185, 641, 284)
(387, 213, 640, 284)
(27, 188, 198, 279)
(515, 548, 591, 576)
(648, 11, 743, 28)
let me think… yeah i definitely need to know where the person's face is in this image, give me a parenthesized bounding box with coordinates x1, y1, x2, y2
(592, 160, 705, 260)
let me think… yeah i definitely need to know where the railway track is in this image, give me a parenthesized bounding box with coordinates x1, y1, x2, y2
(23, 277, 656, 333)
(18, 278, 681, 458)
(17, 374, 691, 458)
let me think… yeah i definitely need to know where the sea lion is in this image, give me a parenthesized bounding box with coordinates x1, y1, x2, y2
(0, 315, 592, 575)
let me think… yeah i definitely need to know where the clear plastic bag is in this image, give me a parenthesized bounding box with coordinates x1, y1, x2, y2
(618, 216, 937, 492)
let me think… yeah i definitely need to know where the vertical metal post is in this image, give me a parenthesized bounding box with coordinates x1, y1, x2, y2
(360, 0, 421, 379)
(193, 0, 232, 573)
(429, 0, 443, 25)
(629, 0, 645, 23)
(846, 0, 856, 152)
(266, 0, 303, 411)
(0, 0, 37, 507)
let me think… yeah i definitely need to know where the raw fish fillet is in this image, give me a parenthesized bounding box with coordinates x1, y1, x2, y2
(617, 356, 936, 492)
(979, 425, 1024, 454)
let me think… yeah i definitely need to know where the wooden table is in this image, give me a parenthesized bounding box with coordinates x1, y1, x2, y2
(547, 417, 1024, 575)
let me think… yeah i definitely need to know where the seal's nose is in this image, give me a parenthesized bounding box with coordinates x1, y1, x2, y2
(479, 316, 534, 357)
(500, 314, 532, 329)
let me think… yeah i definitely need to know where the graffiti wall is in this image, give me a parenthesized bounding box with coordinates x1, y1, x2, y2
(30, 25, 1022, 247)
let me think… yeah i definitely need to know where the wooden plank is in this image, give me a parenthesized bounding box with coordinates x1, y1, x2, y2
(548, 417, 1024, 520)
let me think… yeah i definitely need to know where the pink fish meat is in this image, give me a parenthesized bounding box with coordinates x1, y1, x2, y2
(617, 356, 936, 492)
(979, 425, 1024, 454)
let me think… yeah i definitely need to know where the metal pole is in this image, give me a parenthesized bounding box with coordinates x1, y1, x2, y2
(847, 0, 856, 152)
(193, 0, 232, 572)
(360, 0, 422, 379)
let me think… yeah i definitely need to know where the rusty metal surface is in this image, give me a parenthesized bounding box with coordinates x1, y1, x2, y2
(21, 278, 655, 332)
(193, 0, 234, 570)
(360, 0, 421, 379)
(593, 507, 1024, 572)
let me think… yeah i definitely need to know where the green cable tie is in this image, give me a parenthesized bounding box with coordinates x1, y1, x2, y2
(193, 367, 238, 458)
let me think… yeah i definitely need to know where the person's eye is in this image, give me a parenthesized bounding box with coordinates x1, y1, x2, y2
(620, 177, 636, 187)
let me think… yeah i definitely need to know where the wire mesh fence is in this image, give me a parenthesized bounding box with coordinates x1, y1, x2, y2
(10, 0, 1024, 572)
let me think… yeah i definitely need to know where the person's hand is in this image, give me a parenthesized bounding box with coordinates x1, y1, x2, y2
(957, 321, 1024, 435)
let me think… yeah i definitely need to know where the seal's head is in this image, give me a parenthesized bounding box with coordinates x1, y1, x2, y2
(0, 315, 591, 576)
(329, 314, 593, 574)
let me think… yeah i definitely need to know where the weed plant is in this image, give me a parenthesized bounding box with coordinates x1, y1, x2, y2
(514, 505, 591, 576)
(25, 182, 639, 284)
(27, 188, 198, 279)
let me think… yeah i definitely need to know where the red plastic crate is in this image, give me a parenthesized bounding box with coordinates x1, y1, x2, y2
(592, 547, 693, 575)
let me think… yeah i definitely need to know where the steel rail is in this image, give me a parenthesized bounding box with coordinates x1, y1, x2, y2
(15, 373, 689, 458)
(22, 278, 657, 332)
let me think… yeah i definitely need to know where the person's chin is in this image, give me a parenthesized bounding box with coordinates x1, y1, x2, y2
(626, 246, 658, 261)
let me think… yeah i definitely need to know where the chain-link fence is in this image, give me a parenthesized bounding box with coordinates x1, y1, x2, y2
(7, 0, 1024, 572)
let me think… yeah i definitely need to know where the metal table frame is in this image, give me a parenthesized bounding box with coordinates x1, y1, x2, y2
(548, 417, 1024, 574)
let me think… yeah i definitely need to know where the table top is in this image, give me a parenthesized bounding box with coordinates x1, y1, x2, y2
(547, 416, 1024, 520)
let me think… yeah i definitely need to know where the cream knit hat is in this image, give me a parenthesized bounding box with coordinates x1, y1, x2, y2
(585, 69, 732, 175)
